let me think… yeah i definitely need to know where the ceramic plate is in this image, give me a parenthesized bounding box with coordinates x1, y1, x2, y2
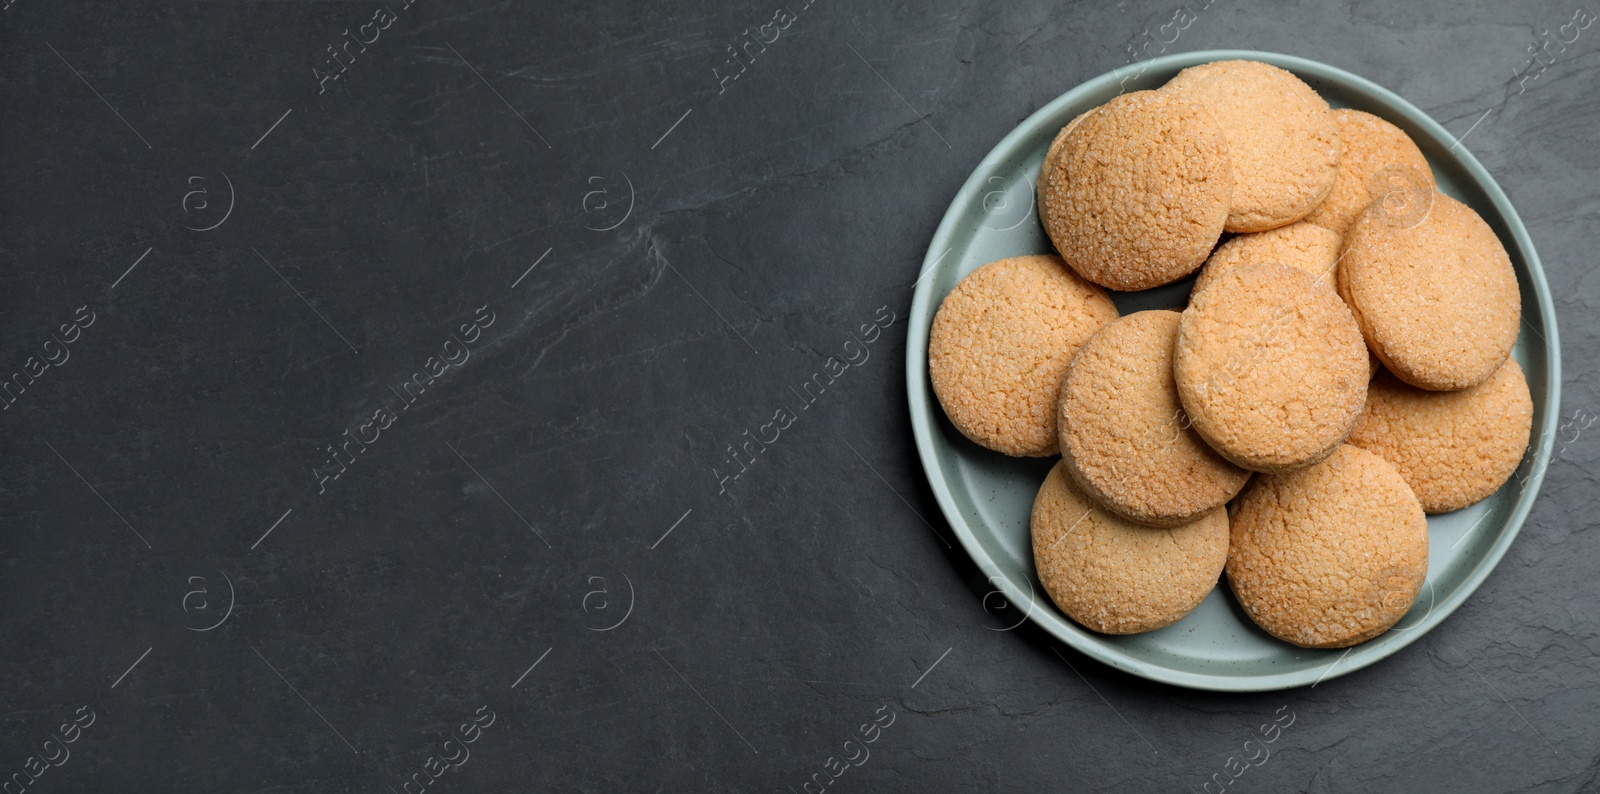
(905, 50, 1560, 691)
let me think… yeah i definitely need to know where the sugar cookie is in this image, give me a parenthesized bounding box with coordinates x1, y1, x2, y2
(1031, 461, 1228, 634)
(1175, 262, 1369, 472)
(1189, 221, 1342, 302)
(1338, 192, 1520, 391)
(1349, 358, 1533, 513)
(1162, 60, 1341, 233)
(929, 255, 1119, 456)
(1039, 90, 1231, 291)
(1226, 445, 1428, 648)
(1036, 108, 1097, 232)
(1058, 310, 1251, 526)
(1303, 109, 1435, 236)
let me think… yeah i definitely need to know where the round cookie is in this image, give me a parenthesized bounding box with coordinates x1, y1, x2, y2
(1031, 460, 1228, 634)
(1162, 60, 1341, 233)
(1189, 221, 1343, 302)
(929, 255, 1119, 457)
(1058, 310, 1251, 527)
(1226, 444, 1428, 649)
(1349, 358, 1532, 513)
(1338, 191, 1520, 391)
(1035, 108, 1098, 234)
(1174, 262, 1369, 472)
(1039, 89, 1232, 291)
(1188, 221, 1380, 378)
(1303, 109, 1435, 236)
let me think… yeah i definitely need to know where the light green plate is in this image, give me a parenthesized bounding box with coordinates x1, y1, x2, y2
(905, 51, 1560, 691)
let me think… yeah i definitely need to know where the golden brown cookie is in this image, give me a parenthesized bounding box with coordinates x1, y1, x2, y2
(1188, 221, 1381, 378)
(1162, 60, 1341, 233)
(1338, 191, 1521, 391)
(1035, 108, 1097, 232)
(929, 255, 1119, 456)
(1303, 109, 1435, 236)
(1348, 358, 1532, 513)
(1039, 90, 1231, 291)
(1189, 221, 1343, 302)
(1174, 262, 1369, 472)
(1031, 460, 1228, 634)
(1226, 445, 1429, 648)
(1058, 310, 1251, 527)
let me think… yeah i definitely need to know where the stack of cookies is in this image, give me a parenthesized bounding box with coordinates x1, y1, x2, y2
(928, 60, 1532, 649)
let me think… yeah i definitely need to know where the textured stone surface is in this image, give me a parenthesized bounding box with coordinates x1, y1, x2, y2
(0, 1, 1597, 791)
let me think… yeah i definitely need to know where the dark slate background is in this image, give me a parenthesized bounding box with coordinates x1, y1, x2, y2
(1, 1, 1596, 791)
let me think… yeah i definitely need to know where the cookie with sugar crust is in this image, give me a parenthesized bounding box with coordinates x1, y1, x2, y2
(1058, 309, 1251, 527)
(1162, 59, 1342, 233)
(1031, 460, 1229, 635)
(929, 254, 1119, 457)
(1039, 89, 1231, 291)
(1226, 444, 1428, 649)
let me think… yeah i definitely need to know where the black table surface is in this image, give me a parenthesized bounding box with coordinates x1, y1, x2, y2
(3, 1, 1597, 791)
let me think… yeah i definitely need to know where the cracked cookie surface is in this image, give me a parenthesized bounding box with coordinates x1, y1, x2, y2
(1039, 90, 1231, 291)
(1175, 262, 1369, 472)
(1031, 460, 1229, 634)
(929, 254, 1119, 456)
(1338, 191, 1520, 391)
(1190, 220, 1343, 302)
(1163, 60, 1341, 233)
(1059, 310, 1251, 527)
(1226, 444, 1428, 649)
(1036, 108, 1097, 234)
(1303, 108, 1435, 236)
(1349, 358, 1532, 513)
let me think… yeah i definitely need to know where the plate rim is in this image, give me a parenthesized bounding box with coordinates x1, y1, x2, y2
(904, 49, 1562, 692)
